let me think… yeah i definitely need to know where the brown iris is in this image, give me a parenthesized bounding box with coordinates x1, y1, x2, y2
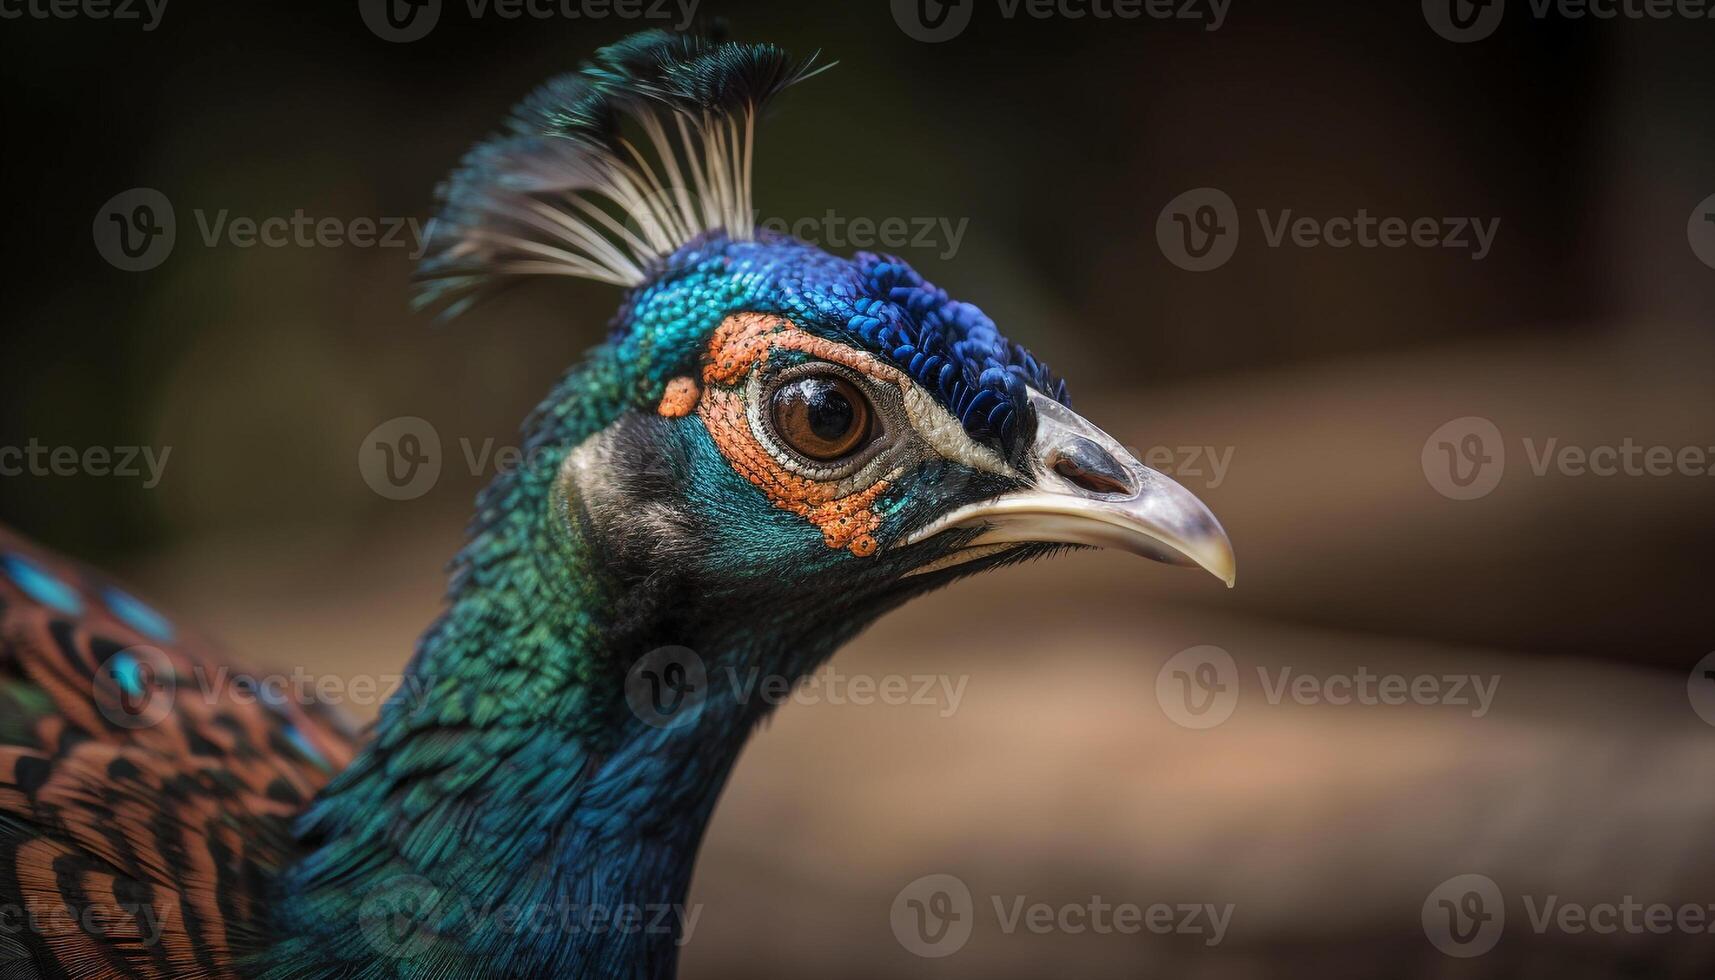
(770, 375, 872, 461)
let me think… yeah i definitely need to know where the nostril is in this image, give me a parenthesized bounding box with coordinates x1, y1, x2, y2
(1049, 437, 1134, 496)
(1054, 459, 1130, 495)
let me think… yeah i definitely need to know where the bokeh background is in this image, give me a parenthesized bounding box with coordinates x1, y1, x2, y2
(4, 1, 1715, 976)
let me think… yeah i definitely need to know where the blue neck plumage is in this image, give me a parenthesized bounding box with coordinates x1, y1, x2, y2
(260, 424, 860, 978)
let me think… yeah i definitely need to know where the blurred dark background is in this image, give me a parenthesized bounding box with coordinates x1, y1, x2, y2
(4, 1, 1715, 976)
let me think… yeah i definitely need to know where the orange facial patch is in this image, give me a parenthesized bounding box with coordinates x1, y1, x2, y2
(697, 313, 896, 555)
(656, 376, 701, 417)
(703, 312, 781, 386)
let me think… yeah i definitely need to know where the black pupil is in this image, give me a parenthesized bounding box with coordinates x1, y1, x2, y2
(796, 379, 854, 441)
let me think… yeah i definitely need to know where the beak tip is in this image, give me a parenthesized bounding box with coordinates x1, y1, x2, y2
(1188, 537, 1236, 589)
(1172, 522, 1234, 590)
(1206, 556, 1237, 589)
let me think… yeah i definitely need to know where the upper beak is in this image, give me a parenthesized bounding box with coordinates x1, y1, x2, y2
(903, 390, 1236, 587)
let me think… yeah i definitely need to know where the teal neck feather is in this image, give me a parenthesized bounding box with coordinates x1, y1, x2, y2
(260, 264, 872, 976)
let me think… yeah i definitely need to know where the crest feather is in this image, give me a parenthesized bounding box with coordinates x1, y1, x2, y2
(416, 31, 827, 319)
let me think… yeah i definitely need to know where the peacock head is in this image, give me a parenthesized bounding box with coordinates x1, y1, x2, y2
(415, 31, 1234, 677)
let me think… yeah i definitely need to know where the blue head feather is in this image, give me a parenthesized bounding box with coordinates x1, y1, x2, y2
(606, 232, 1070, 458)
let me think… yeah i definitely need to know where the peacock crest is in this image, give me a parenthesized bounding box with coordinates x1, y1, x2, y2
(416, 31, 829, 315)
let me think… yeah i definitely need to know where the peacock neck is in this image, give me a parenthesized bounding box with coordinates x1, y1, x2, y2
(266, 322, 883, 976)
(267, 440, 803, 978)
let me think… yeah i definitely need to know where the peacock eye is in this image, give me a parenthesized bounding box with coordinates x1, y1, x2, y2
(770, 375, 872, 461)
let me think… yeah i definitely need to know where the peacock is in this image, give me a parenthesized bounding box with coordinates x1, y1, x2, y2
(0, 31, 1234, 979)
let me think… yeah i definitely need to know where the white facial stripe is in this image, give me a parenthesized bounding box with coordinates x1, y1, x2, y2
(830, 349, 1016, 478)
(898, 383, 1016, 479)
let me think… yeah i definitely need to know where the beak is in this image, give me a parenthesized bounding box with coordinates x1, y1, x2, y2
(903, 390, 1236, 587)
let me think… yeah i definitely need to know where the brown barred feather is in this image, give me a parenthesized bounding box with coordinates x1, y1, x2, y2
(0, 527, 360, 978)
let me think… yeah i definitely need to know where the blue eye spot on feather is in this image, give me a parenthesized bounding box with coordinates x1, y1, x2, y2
(108, 650, 148, 699)
(2, 553, 83, 615)
(284, 724, 330, 772)
(103, 586, 176, 642)
(259, 680, 290, 709)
